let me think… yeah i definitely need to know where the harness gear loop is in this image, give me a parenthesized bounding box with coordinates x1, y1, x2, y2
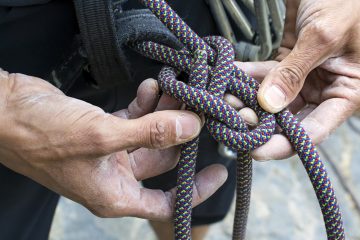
(131, 0, 345, 239)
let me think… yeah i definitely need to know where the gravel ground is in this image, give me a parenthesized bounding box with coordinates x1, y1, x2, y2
(49, 117, 360, 240)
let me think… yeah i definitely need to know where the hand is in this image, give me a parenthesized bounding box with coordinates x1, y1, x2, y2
(235, 0, 360, 160)
(0, 70, 227, 220)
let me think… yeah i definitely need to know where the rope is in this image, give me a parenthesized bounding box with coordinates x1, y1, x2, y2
(131, 0, 346, 239)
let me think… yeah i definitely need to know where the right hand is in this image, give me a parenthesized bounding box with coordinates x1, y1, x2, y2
(234, 0, 360, 160)
(0, 69, 227, 220)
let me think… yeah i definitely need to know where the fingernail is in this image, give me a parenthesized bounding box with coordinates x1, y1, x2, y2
(263, 85, 286, 111)
(251, 151, 272, 162)
(142, 78, 158, 93)
(149, 79, 159, 91)
(176, 113, 201, 140)
(239, 108, 259, 126)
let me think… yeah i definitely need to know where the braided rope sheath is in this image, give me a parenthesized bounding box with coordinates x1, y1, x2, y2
(133, 0, 346, 239)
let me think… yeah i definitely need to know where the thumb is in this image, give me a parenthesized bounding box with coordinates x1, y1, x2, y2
(257, 28, 334, 113)
(96, 110, 201, 154)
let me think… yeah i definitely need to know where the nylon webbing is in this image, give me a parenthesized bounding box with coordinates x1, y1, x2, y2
(74, 0, 129, 88)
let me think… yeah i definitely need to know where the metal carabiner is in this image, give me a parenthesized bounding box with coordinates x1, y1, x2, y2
(208, 0, 285, 61)
(206, 0, 286, 159)
(235, 0, 285, 61)
(240, 0, 255, 14)
(222, 0, 255, 41)
(268, 0, 285, 49)
(207, 0, 237, 44)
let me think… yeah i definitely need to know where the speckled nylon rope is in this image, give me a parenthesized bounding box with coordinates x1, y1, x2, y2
(131, 0, 345, 239)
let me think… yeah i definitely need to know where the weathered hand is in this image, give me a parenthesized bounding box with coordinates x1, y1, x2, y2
(0, 70, 227, 220)
(236, 0, 360, 160)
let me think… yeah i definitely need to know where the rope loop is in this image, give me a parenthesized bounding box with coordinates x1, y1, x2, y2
(157, 35, 276, 153)
(133, 0, 345, 239)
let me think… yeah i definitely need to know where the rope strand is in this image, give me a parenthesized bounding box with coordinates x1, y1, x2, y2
(133, 0, 345, 239)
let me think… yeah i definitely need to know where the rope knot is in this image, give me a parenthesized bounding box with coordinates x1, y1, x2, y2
(157, 35, 276, 153)
(134, 0, 345, 239)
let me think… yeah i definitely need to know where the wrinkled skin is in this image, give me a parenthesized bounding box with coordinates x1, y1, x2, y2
(0, 70, 228, 220)
(235, 0, 360, 160)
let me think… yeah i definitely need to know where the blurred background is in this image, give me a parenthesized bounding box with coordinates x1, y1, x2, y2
(49, 117, 360, 240)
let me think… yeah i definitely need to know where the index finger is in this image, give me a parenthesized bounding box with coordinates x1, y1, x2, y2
(251, 98, 355, 161)
(234, 61, 278, 82)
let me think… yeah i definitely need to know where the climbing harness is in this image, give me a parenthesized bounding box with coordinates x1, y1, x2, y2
(74, 0, 345, 239)
(131, 0, 345, 239)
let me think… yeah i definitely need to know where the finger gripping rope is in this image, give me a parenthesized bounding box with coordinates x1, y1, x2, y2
(132, 0, 345, 239)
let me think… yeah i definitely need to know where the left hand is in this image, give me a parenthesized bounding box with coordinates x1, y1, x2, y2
(0, 71, 227, 221)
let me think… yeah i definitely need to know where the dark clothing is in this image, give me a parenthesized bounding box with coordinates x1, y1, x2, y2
(117, 0, 239, 226)
(0, 1, 77, 78)
(0, 0, 237, 239)
(0, 168, 59, 240)
(143, 134, 237, 226)
(0, 2, 73, 239)
(0, 1, 51, 7)
(0, 1, 120, 239)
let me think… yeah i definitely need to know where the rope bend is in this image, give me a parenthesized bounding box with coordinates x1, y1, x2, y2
(130, 0, 345, 239)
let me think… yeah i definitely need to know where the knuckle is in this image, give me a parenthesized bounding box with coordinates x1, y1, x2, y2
(277, 66, 304, 95)
(317, 29, 336, 46)
(90, 206, 121, 218)
(167, 158, 179, 171)
(148, 120, 171, 148)
(88, 127, 109, 155)
(87, 198, 124, 218)
(0, 68, 9, 79)
(86, 201, 111, 218)
(87, 113, 115, 154)
(7, 73, 24, 93)
(90, 207, 111, 218)
(305, 21, 337, 46)
(6, 73, 64, 100)
(161, 149, 181, 172)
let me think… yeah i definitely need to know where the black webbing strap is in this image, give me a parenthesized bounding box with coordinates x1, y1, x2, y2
(73, 0, 182, 88)
(73, 0, 129, 88)
(115, 9, 182, 51)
